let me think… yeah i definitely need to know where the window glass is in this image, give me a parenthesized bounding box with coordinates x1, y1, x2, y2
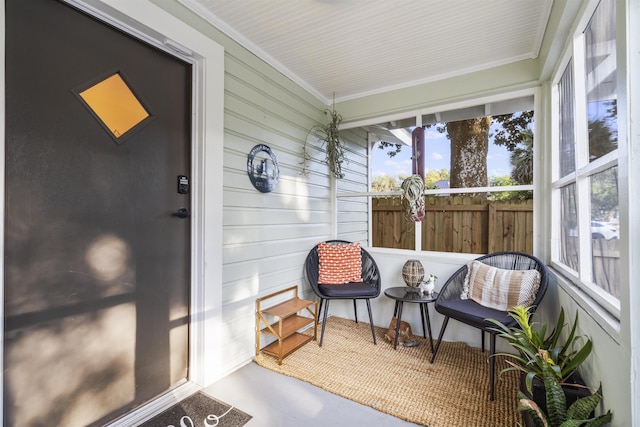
(552, 0, 619, 314)
(369, 97, 534, 254)
(589, 167, 619, 297)
(560, 184, 579, 271)
(585, 0, 618, 162)
(559, 61, 576, 177)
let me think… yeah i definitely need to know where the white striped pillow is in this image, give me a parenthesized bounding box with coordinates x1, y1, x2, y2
(460, 260, 541, 311)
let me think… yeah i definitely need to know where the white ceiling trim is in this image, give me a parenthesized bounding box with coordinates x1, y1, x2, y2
(532, 0, 555, 59)
(176, 0, 331, 104)
(176, 0, 555, 106)
(335, 52, 537, 103)
(341, 87, 536, 130)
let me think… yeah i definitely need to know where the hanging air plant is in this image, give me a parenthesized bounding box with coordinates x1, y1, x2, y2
(300, 96, 346, 179)
(401, 141, 425, 222)
(321, 108, 345, 179)
(401, 174, 425, 222)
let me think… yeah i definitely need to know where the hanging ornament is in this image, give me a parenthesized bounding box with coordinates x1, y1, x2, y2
(400, 126, 426, 222)
(401, 175, 425, 222)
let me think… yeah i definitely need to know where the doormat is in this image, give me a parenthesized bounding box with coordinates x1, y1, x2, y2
(138, 391, 252, 427)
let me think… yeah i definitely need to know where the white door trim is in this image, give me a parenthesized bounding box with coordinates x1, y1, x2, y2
(0, 0, 225, 425)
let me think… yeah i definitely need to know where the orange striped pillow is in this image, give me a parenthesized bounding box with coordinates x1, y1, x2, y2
(318, 242, 363, 284)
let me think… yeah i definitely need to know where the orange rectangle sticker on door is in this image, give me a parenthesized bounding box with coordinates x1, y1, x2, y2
(79, 72, 149, 138)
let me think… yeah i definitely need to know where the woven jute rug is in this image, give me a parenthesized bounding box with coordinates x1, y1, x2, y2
(254, 316, 519, 427)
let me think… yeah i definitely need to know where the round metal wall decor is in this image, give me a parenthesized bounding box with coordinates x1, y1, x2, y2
(247, 144, 279, 193)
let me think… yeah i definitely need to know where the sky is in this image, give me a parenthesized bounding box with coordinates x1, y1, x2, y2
(371, 125, 513, 179)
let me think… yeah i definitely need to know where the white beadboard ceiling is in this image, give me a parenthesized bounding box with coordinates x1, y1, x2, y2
(178, 0, 554, 104)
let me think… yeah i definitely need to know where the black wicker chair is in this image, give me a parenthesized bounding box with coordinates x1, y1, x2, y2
(430, 251, 549, 400)
(304, 240, 381, 346)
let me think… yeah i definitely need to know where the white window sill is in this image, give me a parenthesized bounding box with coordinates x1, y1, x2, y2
(551, 266, 621, 344)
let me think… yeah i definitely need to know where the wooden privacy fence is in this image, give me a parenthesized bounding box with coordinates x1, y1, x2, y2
(372, 195, 620, 298)
(372, 196, 534, 254)
(564, 237, 620, 299)
(592, 239, 620, 298)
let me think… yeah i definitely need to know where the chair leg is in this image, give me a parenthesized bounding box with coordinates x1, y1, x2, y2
(365, 299, 376, 345)
(318, 299, 324, 322)
(353, 299, 358, 323)
(430, 316, 450, 363)
(319, 299, 331, 347)
(489, 332, 496, 401)
(481, 330, 485, 353)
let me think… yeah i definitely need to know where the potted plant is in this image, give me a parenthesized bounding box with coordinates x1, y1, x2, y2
(489, 306, 592, 392)
(516, 351, 612, 426)
(489, 306, 611, 426)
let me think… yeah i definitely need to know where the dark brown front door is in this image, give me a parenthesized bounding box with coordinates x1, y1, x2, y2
(4, 0, 192, 425)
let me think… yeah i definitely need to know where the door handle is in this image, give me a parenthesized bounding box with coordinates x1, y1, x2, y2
(172, 207, 190, 218)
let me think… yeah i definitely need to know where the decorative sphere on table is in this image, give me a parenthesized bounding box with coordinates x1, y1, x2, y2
(402, 259, 424, 288)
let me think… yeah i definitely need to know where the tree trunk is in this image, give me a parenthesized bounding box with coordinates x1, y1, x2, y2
(448, 117, 490, 199)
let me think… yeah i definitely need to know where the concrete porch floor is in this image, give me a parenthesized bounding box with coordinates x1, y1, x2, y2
(203, 361, 420, 427)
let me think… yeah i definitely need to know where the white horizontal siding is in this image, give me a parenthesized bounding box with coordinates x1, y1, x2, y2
(139, 5, 335, 374)
(337, 128, 369, 244)
(217, 46, 335, 372)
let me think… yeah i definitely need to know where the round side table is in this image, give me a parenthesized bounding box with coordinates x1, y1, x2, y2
(383, 287, 438, 352)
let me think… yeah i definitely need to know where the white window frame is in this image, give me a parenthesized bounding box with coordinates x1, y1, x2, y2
(549, 0, 621, 318)
(340, 87, 538, 253)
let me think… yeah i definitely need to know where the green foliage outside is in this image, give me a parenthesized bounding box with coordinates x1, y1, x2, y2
(425, 169, 450, 189)
(373, 111, 535, 197)
(372, 108, 614, 211)
(588, 106, 619, 221)
(372, 107, 617, 215)
(489, 175, 533, 201)
(371, 169, 451, 192)
(371, 175, 403, 192)
(372, 171, 533, 200)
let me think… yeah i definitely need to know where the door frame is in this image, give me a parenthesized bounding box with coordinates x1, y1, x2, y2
(0, 1, 225, 425)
